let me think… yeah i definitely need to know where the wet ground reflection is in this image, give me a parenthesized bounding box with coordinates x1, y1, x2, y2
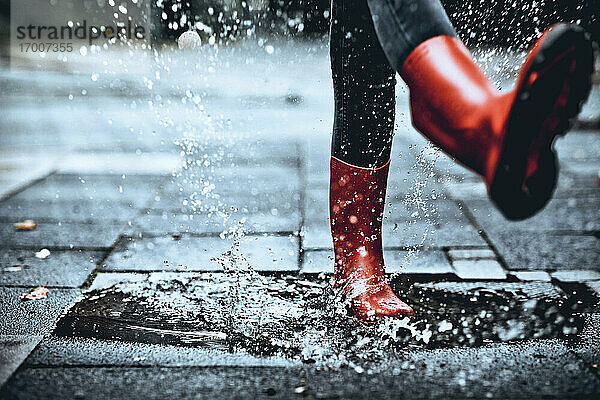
(54, 246, 583, 370)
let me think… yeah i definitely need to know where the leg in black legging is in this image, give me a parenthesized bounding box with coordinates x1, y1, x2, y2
(329, 0, 412, 322)
(330, 0, 396, 169)
(366, 0, 456, 72)
(330, 0, 456, 168)
(328, 0, 458, 321)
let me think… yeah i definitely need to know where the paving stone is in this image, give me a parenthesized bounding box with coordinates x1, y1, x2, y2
(432, 162, 475, 186)
(103, 235, 230, 272)
(171, 103, 328, 144)
(587, 281, 600, 298)
(487, 231, 599, 271)
(57, 152, 183, 175)
(1, 366, 307, 399)
(89, 271, 212, 291)
(0, 221, 124, 249)
(43, 173, 171, 189)
(443, 180, 488, 200)
(225, 211, 302, 234)
(444, 170, 600, 200)
(385, 198, 469, 221)
(513, 271, 552, 282)
(301, 249, 453, 275)
(383, 250, 453, 274)
(427, 148, 471, 177)
(0, 335, 43, 387)
(0, 152, 55, 202)
(3, 340, 600, 399)
(466, 197, 599, 233)
(145, 190, 300, 216)
(300, 224, 331, 249)
(303, 188, 328, 223)
(389, 340, 600, 398)
(383, 218, 486, 248)
(0, 287, 81, 335)
(0, 249, 103, 287)
(447, 248, 496, 260)
(220, 235, 301, 272)
(130, 210, 300, 235)
(103, 235, 299, 272)
(561, 159, 600, 176)
(0, 198, 142, 223)
(556, 129, 600, 160)
(300, 250, 333, 274)
(571, 313, 600, 367)
(551, 270, 600, 283)
(171, 138, 300, 168)
(88, 272, 148, 291)
(576, 87, 600, 126)
(161, 166, 300, 200)
(11, 175, 159, 206)
(386, 177, 443, 201)
(555, 169, 600, 198)
(452, 259, 507, 280)
(26, 336, 297, 367)
(304, 173, 328, 191)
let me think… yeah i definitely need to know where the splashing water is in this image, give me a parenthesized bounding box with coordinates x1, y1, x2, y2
(396, 143, 442, 266)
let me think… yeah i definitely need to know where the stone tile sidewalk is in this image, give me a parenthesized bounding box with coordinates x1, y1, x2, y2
(0, 42, 599, 398)
(1, 129, 598, 398)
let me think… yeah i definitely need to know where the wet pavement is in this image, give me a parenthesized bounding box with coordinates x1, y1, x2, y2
(0, 40, 599, 398)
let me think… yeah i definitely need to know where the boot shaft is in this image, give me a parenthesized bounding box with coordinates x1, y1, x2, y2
(400, 35, 508, 179)
(329, 156, 389, 276)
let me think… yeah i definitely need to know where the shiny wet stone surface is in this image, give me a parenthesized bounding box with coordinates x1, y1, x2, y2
(130, 210, 301, 235)
(103, 235, 299, 272)
(0, 288, 82, 336)
(0, 249, 104, 287)
(0, 198, 141, 224)
(0, 221, 125, 249)
(3, 341, 600, 399)
(52, 273, 584, 362)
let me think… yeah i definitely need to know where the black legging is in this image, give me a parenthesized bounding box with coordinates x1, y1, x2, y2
(330, 0, 456, 168)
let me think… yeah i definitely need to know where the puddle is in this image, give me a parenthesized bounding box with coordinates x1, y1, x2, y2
(55, 246, 583, 370)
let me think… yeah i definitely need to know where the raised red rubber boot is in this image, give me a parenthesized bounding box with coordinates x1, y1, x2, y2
(330, 156, 414, 322)
(401, 24, 594, 220)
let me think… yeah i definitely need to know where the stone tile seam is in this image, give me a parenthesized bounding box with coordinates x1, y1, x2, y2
(81, 234, 128, 289)
(452, 199, 513, 271)
(0, 169, 57, 203)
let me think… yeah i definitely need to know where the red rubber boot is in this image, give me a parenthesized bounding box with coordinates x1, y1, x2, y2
(330, 156, 414, 322)
(401, 24, 594, 220)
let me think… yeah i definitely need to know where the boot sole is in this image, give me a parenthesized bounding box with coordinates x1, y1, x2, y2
(490, 23, 595, 220)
